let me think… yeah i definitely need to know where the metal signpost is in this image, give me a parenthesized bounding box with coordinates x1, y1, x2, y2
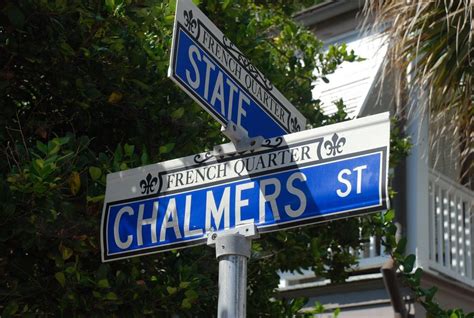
(100, 112, 390, 316)
(168, 0, 306, 143)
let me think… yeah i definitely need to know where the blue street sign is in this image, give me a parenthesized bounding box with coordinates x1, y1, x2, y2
(168, 0, 306, 139)
(101, 113, 390, 262)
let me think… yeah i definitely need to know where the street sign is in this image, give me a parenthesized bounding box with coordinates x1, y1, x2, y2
(168, 0, 307, 139)
(101, 112, 390, 262)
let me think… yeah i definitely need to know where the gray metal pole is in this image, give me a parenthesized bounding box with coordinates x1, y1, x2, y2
(207, 224, 258, 318)
(214, 233, 251, 318)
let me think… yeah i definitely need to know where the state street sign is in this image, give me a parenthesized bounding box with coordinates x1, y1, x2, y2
(168, 0, 306, 139)
(100, 112, 390, 262)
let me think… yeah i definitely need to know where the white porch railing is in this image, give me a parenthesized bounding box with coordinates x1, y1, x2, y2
(428, 169, 474, 287)
(350, 230, 388, 270)
(279, 232, 387, 288)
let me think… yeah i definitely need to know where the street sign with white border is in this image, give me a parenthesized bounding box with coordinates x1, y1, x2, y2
(100, 112, 390, 262)
(168, 0, 307, 139)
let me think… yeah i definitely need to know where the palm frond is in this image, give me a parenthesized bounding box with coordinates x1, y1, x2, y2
(363, 0, 473, 188)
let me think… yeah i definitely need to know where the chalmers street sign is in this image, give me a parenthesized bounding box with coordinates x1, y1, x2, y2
(100, 113, 390, 262)
(168, 0, 307, 139)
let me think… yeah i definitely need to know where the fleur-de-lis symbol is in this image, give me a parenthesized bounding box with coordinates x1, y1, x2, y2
(140, 173, 158, 195)
(290, 117, 301, 132)
(324, 133, 346, 156)
(184, 10, 197, 33)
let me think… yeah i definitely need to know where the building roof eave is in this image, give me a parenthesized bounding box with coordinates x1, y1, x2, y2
(293, 0, 365, 27)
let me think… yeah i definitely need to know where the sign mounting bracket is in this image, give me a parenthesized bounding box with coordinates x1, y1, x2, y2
(214, 121, 264, 156)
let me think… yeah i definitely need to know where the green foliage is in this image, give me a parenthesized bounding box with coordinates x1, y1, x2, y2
(389, 118, 411, 168)
(384, 233, 474, 318)
(372, 207, 474, 318)
(311, 301, 340, 317)
(0, 0, 375, 316)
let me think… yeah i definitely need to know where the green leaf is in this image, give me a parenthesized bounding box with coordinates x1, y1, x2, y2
(181, 298, 192, 309)
(384, 209, 395, 223)
(89, 166, 102, 181)
(60, 245, 73, 260)
(313, 301, 324, 313)
(105, 292, 118, 300)
(59, 42, 74, 56)
(108, 91, 123, 104)
(164, 14, 175, 23)
(105, 0, 115, 11)
(55, 272, 66, 287)
(394, 237, 407, 255)
(87, 194, 105, 203)
(124, 144, 135, 157)
(171, 107, 185, 119)
(184, 289, 198, 300)
(65, 266, 75, 274)
(68, 171, 81, 195)
(34, 159, 44, 170)
(167, 286, 177, 295)
(98, 279, 110, 289)
(159, 143, 175, 154)
(403, 254, 416, 273)
(168, 0, 177, 13)
(141, 150, 150, 165)
(36, 141, 48, 155)
(57, 137, 70, 145)
(425, 286, 438, 302)
(114, 144, 123, 162)
(47, 140, 61, 155)
(413, 267, 423, 281)
(179, 281, 190, 289)
(222, 0, 231, 10)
